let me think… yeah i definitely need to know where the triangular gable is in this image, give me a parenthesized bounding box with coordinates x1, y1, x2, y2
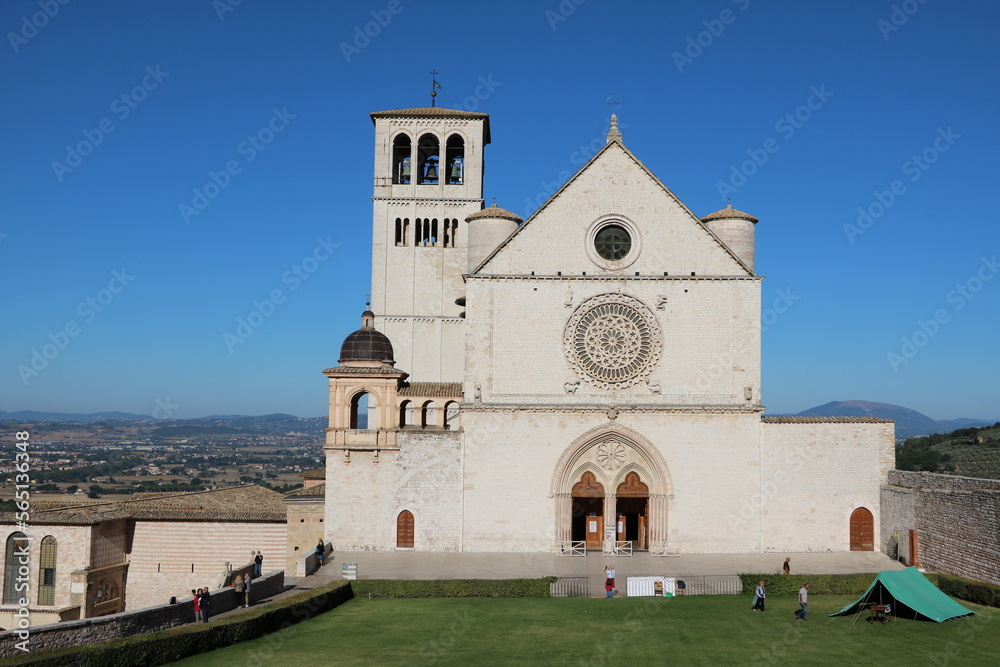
(471, 140, 754, 277)
(829, 568, 975, 623)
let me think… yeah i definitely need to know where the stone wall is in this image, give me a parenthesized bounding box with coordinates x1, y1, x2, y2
(881, 470, 1000, 585)
(125, 520, 286, 610)
(0, 570, 284, 659)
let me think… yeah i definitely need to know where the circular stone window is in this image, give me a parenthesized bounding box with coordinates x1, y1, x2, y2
(594, 225, 631, 261)
(564, 293, 662, 389)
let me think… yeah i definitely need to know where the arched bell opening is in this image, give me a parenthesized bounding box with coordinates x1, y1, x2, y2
(445, 134, 464, 184)
(417, 133, 440, 184)
(391, 133, 412, 184)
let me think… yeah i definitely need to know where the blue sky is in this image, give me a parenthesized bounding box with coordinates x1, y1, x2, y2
(2, 0, 998, 421)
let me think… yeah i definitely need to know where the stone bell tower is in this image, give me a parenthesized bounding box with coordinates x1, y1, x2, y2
(369, 107, 490, 382)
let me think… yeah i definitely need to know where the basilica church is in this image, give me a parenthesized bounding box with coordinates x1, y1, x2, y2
(321, 106, 894, 554)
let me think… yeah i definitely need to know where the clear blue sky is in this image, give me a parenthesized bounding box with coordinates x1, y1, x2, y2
(2, 0, 997, 421)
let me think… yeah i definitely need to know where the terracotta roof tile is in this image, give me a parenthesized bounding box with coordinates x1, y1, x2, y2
(702, 204, 758, 224)
(761, 416, 894, 424)
(466, 204, 523, 223)
(398, 382, 463, 398)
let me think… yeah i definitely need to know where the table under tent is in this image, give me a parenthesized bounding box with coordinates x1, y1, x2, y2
(829, 567, 975, 624)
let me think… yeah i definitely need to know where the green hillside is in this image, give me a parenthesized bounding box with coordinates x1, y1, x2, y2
(897, 423, 1000, 480)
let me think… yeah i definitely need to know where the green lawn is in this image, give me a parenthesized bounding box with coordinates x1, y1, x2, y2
(173, 594, 996, 666)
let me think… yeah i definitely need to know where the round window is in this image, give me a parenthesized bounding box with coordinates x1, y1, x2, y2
(594, 225, 632, 261)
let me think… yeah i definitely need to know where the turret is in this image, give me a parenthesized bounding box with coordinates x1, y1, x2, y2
(465, 204, 522, 272)
(701, 204, 759, 272)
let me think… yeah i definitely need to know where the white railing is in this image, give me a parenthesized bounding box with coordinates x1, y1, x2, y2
(557, 541, 586, 557)
(603, 540, 633, 557)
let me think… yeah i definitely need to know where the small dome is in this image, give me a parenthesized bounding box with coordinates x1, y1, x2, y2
(339, 310, 394, 364)
(465, 203, 523, 224)
(702, 204, 758, 224)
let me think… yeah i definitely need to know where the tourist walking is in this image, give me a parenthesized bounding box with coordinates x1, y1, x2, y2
(752, 580, 766, 612)
(315, 539, 325, 567)
(795, 583, 810, 620)
(254, 551, 263, 577)
(604, 565, 616, 598)
(782, 557, 791, 575)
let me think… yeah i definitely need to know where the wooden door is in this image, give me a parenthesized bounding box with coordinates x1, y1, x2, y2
(586, 513, 603, 548)
(638, 515, 647, 550)
(849, 507, 874, 551)
(396, 510, 414, 548)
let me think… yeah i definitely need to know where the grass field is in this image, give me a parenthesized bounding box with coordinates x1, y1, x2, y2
(172, 594, 996, 666)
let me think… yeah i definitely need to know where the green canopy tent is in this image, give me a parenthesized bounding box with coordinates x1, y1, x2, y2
(829, 567, 975, 623)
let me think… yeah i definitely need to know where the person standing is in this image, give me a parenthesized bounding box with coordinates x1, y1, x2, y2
(192, 589, 202, 623)
(254, 551, 263, 577)
(604, 565, 616, 598)
(200, 586, 212, 623)
(234, 574, 246, 607)
(782, 557, 791, 575)
(752, 580, 766, 612)
(244, 573, 252, 608)
(315, 539, 325, 567)
(795, 583, 810, 620)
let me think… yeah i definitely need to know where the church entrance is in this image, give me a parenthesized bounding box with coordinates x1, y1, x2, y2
(571, 472, 605, 549)
(616, 472, 649, 550)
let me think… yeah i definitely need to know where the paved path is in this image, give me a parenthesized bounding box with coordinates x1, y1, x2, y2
(210, 550, 903, 620)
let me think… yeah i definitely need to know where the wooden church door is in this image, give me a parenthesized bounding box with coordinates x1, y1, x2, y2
(397, 510, 414, 548)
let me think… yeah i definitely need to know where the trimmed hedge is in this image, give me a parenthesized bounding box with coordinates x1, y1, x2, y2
(7, 580, 355, 667)
(352, 577, 557, 598)
(737, 573, 879, 596)
(936, 573, 1000, 608)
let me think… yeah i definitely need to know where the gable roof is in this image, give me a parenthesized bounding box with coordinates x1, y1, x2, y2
(829, 567, 975, 623)
(469, 139, 755, 277)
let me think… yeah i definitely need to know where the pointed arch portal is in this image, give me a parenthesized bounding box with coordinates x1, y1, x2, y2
(553, 427, 670, 552)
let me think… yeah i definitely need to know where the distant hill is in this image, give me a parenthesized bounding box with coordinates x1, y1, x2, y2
(0, 410, 154, 422)
(786, 401, 994, 439)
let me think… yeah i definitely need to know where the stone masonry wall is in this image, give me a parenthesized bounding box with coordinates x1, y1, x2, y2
(882, 470, 1000, 585)
(0, 570, 284, 659)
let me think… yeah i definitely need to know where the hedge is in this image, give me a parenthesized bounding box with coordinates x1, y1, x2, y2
(737, 573, 879, 596)
(7, 580, 355, 667)
(935, 573, 1000, 608)
(352, 577, 557, 598)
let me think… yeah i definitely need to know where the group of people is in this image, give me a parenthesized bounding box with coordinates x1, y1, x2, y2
(751, 578, 811, 620)
(191, 586, 212, 623)
(191, 552, 265, 623)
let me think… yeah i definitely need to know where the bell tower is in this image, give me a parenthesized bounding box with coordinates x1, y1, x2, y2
(369, 107, 490, 382)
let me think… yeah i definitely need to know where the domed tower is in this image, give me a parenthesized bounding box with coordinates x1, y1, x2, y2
(701, 204, 759, 272)
(465, 203, 522, 272)
(322, 309, 407, 450)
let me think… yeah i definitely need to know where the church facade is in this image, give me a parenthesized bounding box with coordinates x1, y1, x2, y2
(321, 106, 894, 554)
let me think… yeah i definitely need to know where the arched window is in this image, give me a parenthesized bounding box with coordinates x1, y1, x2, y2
(442, 218, 458, 248)
(37, 536, 57, 606)
(430, 218, 439, 245)
(395, 217, 410, 246)
(350, 392, 373, 430)
(398, 399, 413, 428)
(417, 134, 440, 184)
(443, 401, 460, 429)
(3, 532, 28, 604)
(421, 401, 437, 428)
(94, 578, 119, 605)
(396, 510, 414, 548)
(392, 134, 412, 184)
(445, 134, 464, 184)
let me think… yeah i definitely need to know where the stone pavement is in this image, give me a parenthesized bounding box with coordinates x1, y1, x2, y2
(211, 550, 903, 620)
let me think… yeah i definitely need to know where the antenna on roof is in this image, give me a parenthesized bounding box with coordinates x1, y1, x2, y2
(430, 70, 441, 107)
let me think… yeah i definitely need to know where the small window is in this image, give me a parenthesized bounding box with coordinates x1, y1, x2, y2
(594, 225, 631, 261)
(395, 217, 410, 246)
(37, 536, 57, 606)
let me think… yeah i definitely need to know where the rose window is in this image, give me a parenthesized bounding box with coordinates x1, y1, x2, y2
(565, 294, 662, 389)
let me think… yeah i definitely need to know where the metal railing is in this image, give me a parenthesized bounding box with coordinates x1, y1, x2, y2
(673, 574, 742, 596)
(550, 577, 590, 598)
(603, 540, 633, 557)
(557, 541, 586, 557)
